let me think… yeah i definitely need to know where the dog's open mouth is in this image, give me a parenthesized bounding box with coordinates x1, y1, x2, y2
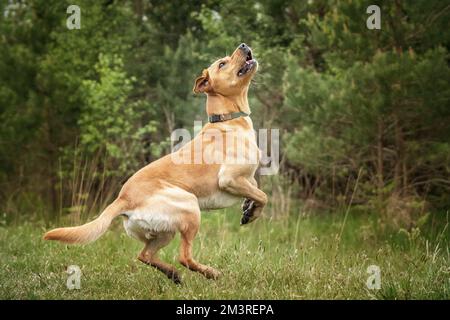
(237, 51, 256, 77)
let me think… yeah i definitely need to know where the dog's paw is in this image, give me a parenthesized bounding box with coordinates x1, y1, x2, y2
(204, 267, 221, 280)
(241, 201, 257, 225)
(167, 271, 182, 285)
(242, 198, 253, 211)
(171, 273, 182, 285)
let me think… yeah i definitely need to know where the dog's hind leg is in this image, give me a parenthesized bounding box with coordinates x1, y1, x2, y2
(178, 212, 221, 280)
(137, 232, 181, 284)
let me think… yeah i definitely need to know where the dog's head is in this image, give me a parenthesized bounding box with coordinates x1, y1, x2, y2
(193, 43, 258, 96)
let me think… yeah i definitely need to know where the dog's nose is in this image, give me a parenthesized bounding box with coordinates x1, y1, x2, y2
(239, 43, 250, 53)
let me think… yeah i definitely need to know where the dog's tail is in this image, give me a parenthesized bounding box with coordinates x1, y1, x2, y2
(43, 198, 126, 245)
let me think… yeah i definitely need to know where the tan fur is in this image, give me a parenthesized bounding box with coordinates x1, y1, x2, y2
(43, 44, 267, 283)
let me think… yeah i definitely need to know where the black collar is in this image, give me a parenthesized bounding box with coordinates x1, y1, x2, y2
(208, 111, 249, 123)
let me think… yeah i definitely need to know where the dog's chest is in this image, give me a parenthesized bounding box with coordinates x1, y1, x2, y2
(197, 191, 240, 210)
(220, 124, 261, 164)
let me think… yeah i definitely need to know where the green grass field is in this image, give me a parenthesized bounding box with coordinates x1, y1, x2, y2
(1, 209, 449, 299)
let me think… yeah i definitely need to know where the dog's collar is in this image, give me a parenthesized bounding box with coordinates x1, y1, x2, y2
(208, 111, 249, 123)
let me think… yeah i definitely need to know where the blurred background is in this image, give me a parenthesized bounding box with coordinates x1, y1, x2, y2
(0, 0, 449, 229)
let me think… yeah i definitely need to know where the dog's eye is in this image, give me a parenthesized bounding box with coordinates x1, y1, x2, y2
(218, 62, 226, 69)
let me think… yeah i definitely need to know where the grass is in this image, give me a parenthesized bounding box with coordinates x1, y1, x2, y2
(0, 208, 449, 299)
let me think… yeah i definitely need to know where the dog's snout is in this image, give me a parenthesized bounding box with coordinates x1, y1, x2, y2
(239, 43, 249, 53)
(237, 43, 253, 61)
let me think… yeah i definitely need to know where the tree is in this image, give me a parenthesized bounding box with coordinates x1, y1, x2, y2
(283, 0, 450, 217)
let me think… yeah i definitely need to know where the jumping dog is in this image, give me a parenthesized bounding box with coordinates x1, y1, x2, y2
(44, 43, 267, 283)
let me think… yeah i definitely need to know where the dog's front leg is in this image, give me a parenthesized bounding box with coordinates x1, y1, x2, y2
(219, 173, 267, 224)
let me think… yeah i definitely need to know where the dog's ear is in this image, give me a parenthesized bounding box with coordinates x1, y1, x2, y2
(193, 69, 212, 94)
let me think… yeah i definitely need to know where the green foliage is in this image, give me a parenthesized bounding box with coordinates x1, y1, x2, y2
(79, 54, 155, 177)
(281, 0, 450, 214)
(0, 0, 449, 221)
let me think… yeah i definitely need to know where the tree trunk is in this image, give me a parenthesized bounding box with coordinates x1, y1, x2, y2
(393, 114, 405, 195)
(376, 118, 384, 201)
